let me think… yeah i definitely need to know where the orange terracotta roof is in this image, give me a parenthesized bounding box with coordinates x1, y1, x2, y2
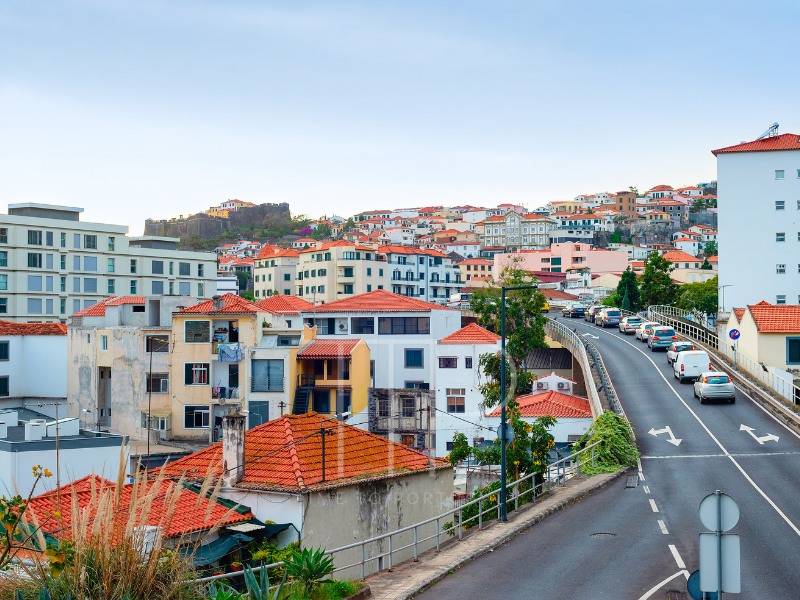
(712, 133, 800, 155)
(733, 308, 745, 322)
(673, 237, 699, 243)
(662, 251, 701, 264)
(256, 244, 278, 259)
(0, 321, 67, 336)
(708, 256, 718, 262)
(26, 475, 252, 540)
(177, 293, 266, 316)
(72, 296, 146, 318)
(299, 240, 373, 253)
(541, 290, 580, 300)
(155, 413, 449, 493)
(486, 390, 591, 418)
(439, 323, 500, 345)
(312, 289, 455, 313)
(255, 295, 314, 315)
(746, 303, 800, 333)
(297, 338, 362, 359)
(456, 258, 492, 265)
(377, 245, 449, 258)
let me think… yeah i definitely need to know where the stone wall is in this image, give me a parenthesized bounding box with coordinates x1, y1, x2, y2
(144, 202, 291, 241)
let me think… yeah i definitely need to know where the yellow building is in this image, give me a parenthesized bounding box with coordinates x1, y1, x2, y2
(253, 246, 301, 299)
(456, 258, 493, 282)
(205, 207, 232, 218)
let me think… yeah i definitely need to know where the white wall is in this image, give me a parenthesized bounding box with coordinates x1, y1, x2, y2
(717, 149, 800, 308)
(0, 335, 67, 399)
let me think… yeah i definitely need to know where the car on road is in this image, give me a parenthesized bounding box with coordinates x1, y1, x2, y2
(542, 301, 550, 313)
(648, 326, 678, 351)
(673, 350, 712, 383)
(585, 305, 602, 322)
(667, 341, 695, 364)
(596, 308, 622, 328)
(635, 322, 659, 342)
(562, 305, 587, 318)
(694, 372, 735, 403)
(447, 292, 473, 309)
(619, 316, 643, 334)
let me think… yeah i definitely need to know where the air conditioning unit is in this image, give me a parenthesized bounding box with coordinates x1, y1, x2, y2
(339, 323, 347, 330)
(536, 382, 547, 390)
(557, 382, 567, 390)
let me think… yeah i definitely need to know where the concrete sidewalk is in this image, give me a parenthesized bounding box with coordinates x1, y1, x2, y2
(363, 469, 627, 600)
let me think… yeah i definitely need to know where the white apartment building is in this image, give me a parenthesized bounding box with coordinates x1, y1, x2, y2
(296, 241, 388, 304)
(0, 204, 217, 322)
(253, 246, 300, 299)
(481, 212, 557, 251)
(380, 246, 462, 304)
(300, 290, 462, 427)
(434, 323, 500, 456)
(713, 131, 800, 308)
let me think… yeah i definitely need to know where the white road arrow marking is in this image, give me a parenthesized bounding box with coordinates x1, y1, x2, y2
(648, 426, 682, 446)
(740, 424, 779, 444)
(583, 333, 599, 339)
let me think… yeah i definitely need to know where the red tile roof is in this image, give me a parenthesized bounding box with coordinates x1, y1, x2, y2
(177, 293, 266, 316)
(0, 320, 67, 336)
(439, 323, 500, 345)
(486, 390, 592, 418)
(746, 303, 800, 333)
(26, 474, 252, 540)
(255, 295, 314, 315)
(256, 244, 279, 259)
(156, 413, 449, 493)
(733, 308, 745, 322)
(662, 251, 701, 264)
(297, 338, 362, 359)
(541, 290, 580, 300)
(72, 296, 147, 318)
(312, 289, 455, 313)
(299, 240, 373, 254)
(712, 133, 800, 155)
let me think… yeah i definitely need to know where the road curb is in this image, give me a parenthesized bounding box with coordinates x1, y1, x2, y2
(405, 469, 628, 599)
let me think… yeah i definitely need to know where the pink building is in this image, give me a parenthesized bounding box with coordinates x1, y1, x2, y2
(493, 243, 628, 277)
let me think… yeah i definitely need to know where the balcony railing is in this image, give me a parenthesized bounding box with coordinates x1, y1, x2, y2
(249, 376, 285, 393)
(299, 374, 316, 388)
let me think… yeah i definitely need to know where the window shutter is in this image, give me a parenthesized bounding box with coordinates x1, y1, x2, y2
(185, 363, 193, 385)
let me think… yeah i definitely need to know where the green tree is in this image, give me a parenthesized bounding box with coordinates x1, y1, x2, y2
(610, 231, 622, 244)
(704, 241, 718, 256)
(610, 267, 641, 310)
(700, 258, 712, 270)
(470, 256, 549, 371)
(311, 223, 332, 240)
(621, 286, 631, 311)
(677, 275, 718, 315)
(629, 186, 639, 195)
(235, 269, 252, 292)
(240, 290, 256, 302)
(639, 251, 679, 307)
(691, 198, 705, 212)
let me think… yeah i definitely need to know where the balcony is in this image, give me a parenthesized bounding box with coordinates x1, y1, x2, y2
(250, 375, 284, 393)
(337, 273, 355, 280)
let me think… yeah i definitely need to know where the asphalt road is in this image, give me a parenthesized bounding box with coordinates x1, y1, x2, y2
(419, 315, 800, 599)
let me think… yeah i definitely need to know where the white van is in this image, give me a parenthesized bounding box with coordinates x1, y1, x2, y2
(673, 351, 712, 383)
(447, 292, 473, 309)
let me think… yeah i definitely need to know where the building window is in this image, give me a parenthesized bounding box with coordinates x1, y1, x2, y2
(146, 335, 170, 352)
(198, 282, 204, 297)
(59, 232, 65, 247)
(378, 317, 430, 335)
(73, 277, 80, 292)
(251, 359, 284, 392)
(152, 260, 164, 275)
(788, 338, 800, 365)
(465, 357, 473, 369)
(108, 258, 115, 273)
(0, 275, 6, 292)
(0, 342, 8, 361)
(130, 280, 137, 294)
(84, 235, 97, 249)
(84, 278, 97, 293)
(198, 264, 204, 277)
(0, 252, 6, 268)
(776, 170, 785, 179)
(284, 273, 291, 281)
(101, 335, 108, 351)
(343, 284, 353, 294)
(405, 348, 424, 368)
(152, 281, 164, 294)
(130, 259, 137, 274)
(184, 406, 209, 428)
(179, 262, 190, 276)
(0, 229, 7, 244)
(379, 398, 390, 417)
(169, 262, 174, 275)
(0, 376, 8, 397)
(28, 253, 42, 268)
(446, 441, 455, 451)
(184, 363, 209, 385)
(402, 396, 416, 417)
(777, 264, 786, 274)
(777, 233, 786, 242)
(447, 388, 465, 413)
(777, 295, 787, 305)
(27, 298, 42, 314)
(108, 237, 115, 251)
(73, 233, 80, 248)
(27, 230, 42, 245)
(439, 357, 457, 368)
(60, 276, 66, 292)
(146, 373, 169, 393)
(185, 320, 210, 343)
(776, 201, 785, 210)
(108, 279, 115, 293)
(351, 317, 374, 334)
(0, 299, 6, 314)
(312, 390, 330, 413)
(401, 434, 415, 447)
(60, 298, 65, 314)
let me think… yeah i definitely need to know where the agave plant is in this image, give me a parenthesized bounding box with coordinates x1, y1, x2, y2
(243, 563, 287, 600)
(207, 581, 245, 600)
(284, 547, 335, 598)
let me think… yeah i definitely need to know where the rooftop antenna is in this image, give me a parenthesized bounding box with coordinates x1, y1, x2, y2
(755, 122, 779, 141)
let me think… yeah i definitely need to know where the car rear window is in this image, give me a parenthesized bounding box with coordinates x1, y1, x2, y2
(705, 375, 731, 384)
(657, 329, 676, 336)
(675, 344, 693, 351)
(607, 311, 621, 316)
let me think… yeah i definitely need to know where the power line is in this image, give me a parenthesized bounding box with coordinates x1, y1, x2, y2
(429, 405, 495, 432)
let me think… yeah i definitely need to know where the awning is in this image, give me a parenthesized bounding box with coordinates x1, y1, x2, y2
(143, 409, 172, 418)
(183, 532, 253, 567)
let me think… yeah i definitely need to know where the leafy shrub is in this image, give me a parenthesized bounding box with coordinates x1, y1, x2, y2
(572, 412, 639, 474)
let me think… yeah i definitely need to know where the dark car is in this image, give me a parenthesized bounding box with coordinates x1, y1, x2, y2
(585, 305, 603, 322)
(562, 305, 587, 318)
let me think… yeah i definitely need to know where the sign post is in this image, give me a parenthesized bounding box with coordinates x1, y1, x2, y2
(697, 491, 740, 598)
(729, 329, 740, 371)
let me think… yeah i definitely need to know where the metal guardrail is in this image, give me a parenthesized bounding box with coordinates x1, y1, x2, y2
(647, 306, 719, 350)
(194, 441, 602, 585)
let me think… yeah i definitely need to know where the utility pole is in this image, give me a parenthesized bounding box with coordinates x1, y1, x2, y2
(147, 340, 154, 472)
(279, 401, 287, 417)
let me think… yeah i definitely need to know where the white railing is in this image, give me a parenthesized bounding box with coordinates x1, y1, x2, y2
(647, 306, 719, 350)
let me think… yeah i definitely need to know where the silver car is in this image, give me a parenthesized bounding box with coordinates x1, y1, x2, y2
(596, 308, 622, 328)
(648, 326, 678, 350)
(667, 341, 695, 364)
(635, 322, 658, 341)
(693, 372, 735, 404)
(619, 316, 643, 334)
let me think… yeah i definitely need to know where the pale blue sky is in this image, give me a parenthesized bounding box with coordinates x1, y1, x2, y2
(2, 1, 798, 234)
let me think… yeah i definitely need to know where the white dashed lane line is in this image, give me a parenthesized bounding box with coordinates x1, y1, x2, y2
(658, 520, 669, 535)
(669, 544, 686, 569)
(649, 499, 659, 513)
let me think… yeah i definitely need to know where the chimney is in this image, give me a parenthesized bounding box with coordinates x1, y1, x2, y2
(212, 295, 222, 311)
(222, 412, 246, 486)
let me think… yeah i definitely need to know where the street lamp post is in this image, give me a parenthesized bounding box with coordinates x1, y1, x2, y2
(499, 283, 538, 522)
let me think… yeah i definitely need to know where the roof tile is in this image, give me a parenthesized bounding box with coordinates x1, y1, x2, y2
(177, 293, 266, 316)
(439, 323, 500, 345)
(255, 295, 314, 315)
(312, 289, 454, 313)
(0, 321, 67, 336)
(712, 133, 800, 155)
(486, 390, 592, 418)
(297, 338, 362, 359)
(747, 303, 800, 333)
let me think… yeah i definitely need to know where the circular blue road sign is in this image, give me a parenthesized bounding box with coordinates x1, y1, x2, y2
(687, 570, 718, 600)
(729, 329, 740, 340)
